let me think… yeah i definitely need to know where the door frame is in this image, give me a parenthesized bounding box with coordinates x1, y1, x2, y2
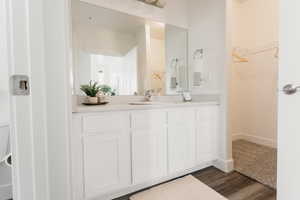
(3, 0, 73, 199)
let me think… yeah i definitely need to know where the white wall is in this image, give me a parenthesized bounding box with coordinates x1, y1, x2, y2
(230, 0, 278, 147)
(150, 37, 165, 94)
(188, 0, 227, 95)
(77, 50, 92, 93)
(188, 0, 232, 171)
(165, 25, 188, 94)
(80, 0, 188, 28)
(0, 0, 9, 126)
(122, 47, 138, 95)
(73, 23, 137, 56)
(90, 49, 138, 95)
(232, 0, 278, 49)
(136, 25, 150, 94)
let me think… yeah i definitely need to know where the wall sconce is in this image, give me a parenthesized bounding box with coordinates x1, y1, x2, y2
(137, 0, 166, 8)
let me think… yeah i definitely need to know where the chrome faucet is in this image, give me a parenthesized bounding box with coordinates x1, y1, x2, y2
(178, 90, 192, 102)
(144, 89, 154, 102)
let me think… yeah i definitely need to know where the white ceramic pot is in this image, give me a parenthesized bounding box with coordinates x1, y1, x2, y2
(87, 96, 98, 104)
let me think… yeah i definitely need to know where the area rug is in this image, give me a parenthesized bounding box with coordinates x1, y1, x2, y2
(130, 175, 227, 200)
(233, 140, 277, 189)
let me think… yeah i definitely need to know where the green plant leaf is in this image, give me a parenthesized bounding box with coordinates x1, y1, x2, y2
(80, 81, 100, 97)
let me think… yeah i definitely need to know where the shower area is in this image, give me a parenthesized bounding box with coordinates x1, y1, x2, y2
(229, 0, 278, 190)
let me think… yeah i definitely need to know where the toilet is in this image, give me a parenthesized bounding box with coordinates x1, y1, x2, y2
(0, 124, 12, 200)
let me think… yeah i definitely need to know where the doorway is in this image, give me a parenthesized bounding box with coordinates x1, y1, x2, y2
(229, 0, 278, 193)
(0, 0, 12, 199)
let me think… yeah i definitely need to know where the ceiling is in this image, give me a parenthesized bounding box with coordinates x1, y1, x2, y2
(72, 0, 147, 34)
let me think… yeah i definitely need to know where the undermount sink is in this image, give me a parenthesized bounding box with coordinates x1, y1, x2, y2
(128, 102, 167, 105)
(128, 101, 193, 106)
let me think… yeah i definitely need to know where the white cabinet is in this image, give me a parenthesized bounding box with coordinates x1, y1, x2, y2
(131, 110, 168, 184)
(81, 112, 131, 198)
(167, 109, 196, 174)
(71, 104, 220, 200)
(196, 106, 218, 164)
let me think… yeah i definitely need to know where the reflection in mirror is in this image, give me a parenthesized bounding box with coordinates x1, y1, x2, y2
(165, 25, 189, 94)
(71, 0, 189, 96)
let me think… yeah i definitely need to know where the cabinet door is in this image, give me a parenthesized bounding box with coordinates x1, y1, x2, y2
(196, 106, 218, 164)
(131, 110, 168, 184)
(168, 109, 196, 174)
(82, 113, 131, 198)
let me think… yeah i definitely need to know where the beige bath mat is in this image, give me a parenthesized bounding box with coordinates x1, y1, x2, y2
(130, 175, 227, 200)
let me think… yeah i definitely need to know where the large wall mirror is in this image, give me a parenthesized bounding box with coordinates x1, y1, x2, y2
(72, 1, 189, 96)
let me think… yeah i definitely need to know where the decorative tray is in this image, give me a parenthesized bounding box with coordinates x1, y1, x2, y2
(82, 102, 109, 106)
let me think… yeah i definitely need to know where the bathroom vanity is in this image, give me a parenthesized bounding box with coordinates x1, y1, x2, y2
(71, 101, 220, 200)
(70, 3, 221, 199)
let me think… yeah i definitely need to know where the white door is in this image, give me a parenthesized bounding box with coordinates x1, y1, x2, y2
(131, 111, 168, 184)
(168, 109, 196, 174)
(5, 0, 49, 199)
(4, 0, 72, 200)
(83, 133, 131, 198)
(277, 1, 300, 199)
(196, 106, 218, 164)
(81, 112, 131, 198)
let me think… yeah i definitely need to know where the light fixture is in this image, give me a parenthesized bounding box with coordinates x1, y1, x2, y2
(137, 0, 166, 8)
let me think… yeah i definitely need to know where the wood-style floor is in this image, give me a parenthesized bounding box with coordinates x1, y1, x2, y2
(114, 167, 276, 200)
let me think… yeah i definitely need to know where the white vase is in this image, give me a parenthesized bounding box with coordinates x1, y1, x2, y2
(87, 96, 98, 104)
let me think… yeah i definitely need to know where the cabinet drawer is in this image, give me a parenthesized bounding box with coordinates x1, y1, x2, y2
(131, 110, 167, 131)
(167, 109, 196, 174)
(82, 112, 130, 133)
(197, 106, 218, 121)
(83, 133, 131, 198)
(168, 109, 195, 126)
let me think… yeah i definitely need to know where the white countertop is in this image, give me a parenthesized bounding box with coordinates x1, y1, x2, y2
(73, 101, 220, 113)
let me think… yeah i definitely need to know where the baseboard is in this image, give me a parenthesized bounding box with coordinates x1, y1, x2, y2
(93, 162, 214, 200)
(232, 133, 277, 148)
(213, 159, 234, 173)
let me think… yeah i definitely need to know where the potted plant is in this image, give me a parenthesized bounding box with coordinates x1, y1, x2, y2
(99, 85, 116, 96)
(80, 81, 101, 104)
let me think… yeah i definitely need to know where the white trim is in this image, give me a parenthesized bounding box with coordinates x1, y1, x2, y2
(43, 0, 73, 199)
(213, 159, 234, 173)
(6, 0, 37, 199)
(92, 162, 213, 200)
(232, 133, 277, 148)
